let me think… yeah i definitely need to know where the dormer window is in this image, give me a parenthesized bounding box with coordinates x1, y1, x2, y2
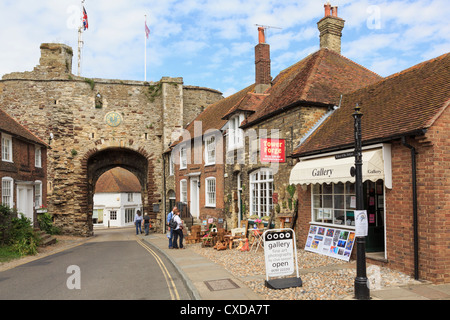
(228, 114, 244, 150)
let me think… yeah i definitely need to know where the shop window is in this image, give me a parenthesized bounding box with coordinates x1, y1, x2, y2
(250, 168, 273, 217)
(312, 180, 385, 228)
(125, 208, 135, 223)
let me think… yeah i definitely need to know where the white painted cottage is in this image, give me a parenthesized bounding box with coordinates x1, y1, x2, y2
(93, 167, 142, 227)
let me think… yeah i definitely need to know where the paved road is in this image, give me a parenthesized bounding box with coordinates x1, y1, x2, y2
(0, 228, 192, 300)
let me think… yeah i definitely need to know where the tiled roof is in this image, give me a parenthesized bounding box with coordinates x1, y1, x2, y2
(291, 52, 450, 157)
(241, 48, 382, 128)
(0, 108, 48, 147)
(170, 84, 255, 147)
(95, 167, 141, 193)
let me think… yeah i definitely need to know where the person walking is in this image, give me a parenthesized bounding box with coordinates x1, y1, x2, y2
(134, 210, 143, 235)
(172, 208, 184, 249)
(143, 212, 151, 235)
(167, 207, 177, 248)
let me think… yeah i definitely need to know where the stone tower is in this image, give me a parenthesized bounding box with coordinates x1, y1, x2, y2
(0, 43, 222, 236)
(317, 3, 345, 54)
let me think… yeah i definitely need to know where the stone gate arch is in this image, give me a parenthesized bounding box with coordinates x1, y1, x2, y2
(83, 147, 155, 235)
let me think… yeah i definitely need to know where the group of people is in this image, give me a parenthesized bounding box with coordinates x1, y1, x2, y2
(132, 206, 184, 249)
(167, 207, 184, 249)
(133, 210, 152, 235)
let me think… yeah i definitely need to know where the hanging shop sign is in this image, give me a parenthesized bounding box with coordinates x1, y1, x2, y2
(305, 225, 356, 261)
(260, 139, 286, 163)
(263, 228, 302, 289)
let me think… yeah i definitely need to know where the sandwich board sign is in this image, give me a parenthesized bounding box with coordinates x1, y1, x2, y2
(263, 228, 302, 289)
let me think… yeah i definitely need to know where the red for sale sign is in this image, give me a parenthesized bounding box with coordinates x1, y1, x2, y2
(260, 139, 286, 163)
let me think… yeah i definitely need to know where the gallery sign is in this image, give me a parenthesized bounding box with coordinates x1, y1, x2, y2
(260, 139, 285, 163)
(305, 225, 356, 261)
(263, 229, 302, 289)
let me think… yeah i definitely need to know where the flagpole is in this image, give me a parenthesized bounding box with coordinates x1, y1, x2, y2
(144, 15, 147, 82)
(78, 0, 86, 77)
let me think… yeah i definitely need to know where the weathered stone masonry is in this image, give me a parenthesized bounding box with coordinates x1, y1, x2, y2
(0, 43, 222, 236)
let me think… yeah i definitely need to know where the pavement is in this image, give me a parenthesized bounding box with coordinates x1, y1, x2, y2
(139, 232, 450, 301)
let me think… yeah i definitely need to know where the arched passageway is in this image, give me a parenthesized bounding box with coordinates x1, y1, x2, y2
(84, 147, 156, 233)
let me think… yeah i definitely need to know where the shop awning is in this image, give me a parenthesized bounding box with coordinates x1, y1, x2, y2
(289, 148, 391, 188)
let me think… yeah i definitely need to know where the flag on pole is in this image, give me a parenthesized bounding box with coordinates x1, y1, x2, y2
(83, 6, 89, 31)
(145, 21, 150, 39)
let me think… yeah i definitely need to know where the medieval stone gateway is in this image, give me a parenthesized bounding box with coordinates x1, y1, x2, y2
(0, 43, 223, 236)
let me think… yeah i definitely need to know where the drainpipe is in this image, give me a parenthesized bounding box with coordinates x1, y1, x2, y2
(401, 136, 419, 280)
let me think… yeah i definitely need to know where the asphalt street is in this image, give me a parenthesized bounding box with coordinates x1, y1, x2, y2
(0, 228, 192, 300)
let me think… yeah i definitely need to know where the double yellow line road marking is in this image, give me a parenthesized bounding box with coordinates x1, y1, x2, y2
(136, 238, 180, 300)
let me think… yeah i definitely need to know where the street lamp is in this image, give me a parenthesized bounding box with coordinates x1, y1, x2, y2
(353, 103, 370, 300)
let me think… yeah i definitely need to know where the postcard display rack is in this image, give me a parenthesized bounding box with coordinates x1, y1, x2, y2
(305, 225, 356, 261)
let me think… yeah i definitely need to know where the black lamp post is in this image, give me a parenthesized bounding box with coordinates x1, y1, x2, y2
(353, 103, 370, 300)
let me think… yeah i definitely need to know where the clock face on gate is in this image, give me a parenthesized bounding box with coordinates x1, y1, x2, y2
(105, 112, 123, 127)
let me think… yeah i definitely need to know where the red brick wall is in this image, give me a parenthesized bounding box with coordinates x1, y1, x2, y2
(0, 134, 47, 222)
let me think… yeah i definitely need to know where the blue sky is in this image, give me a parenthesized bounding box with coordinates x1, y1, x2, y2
(1, 0, 449, 97)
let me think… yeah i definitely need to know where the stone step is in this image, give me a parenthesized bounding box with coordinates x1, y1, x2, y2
(34, 229, 57, 247)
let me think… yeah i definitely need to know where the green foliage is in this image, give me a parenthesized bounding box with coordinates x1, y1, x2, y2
(286, 184, 296, 199)
(0, 207, 40, 258)
(83, 77, 96, 90)
(37, 212, 61, 235)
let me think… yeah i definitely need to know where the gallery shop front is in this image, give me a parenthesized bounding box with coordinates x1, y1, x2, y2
(289, 144, 392, 259)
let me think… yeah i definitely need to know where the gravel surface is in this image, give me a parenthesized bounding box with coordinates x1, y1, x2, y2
(190, 243, 422, 300)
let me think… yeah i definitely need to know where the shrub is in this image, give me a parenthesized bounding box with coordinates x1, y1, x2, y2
(37, 212, 61, 235)
(9, 214, 40, 256)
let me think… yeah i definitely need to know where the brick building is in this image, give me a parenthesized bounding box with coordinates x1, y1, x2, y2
(167, 3, 381, 229)
(289, 52, 450, 284)
(1, 108, 48, 226)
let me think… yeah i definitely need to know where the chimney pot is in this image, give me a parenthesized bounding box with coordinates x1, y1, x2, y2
(324, 3, 332, 16)
(332, 6, 338, 17)
(258, 27, 266, 44)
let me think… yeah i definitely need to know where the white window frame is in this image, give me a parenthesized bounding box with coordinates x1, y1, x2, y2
(127, 193, 134, 202)
(34, 180, 42, 209)
(227, 114, 244, 150)
(180, 145, 187, 169)
(2, 134, 13, 162)
(35, 146, 42, 168)
(180, 179, 187, 203)
(169, 151, 175, 176)
(204, 135, 216, 166)
(205, 177, 216, 207)
(1, 177, 14, 208)
(125, 208, 135, 223)
(249, 168, 273, 217)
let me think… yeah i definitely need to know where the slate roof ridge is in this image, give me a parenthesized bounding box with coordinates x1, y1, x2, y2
(291, 52, 450, 157)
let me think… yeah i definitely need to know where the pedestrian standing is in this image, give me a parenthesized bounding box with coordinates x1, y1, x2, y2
(143, 212, 151, 235)
(167, 207, 177, 248)
(172, 208, 184, 249)
(134, 210, 143, 235)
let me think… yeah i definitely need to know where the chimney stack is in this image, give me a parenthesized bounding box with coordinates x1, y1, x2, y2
(255, 27, 271, 93)
(317, 2, 345, 54)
